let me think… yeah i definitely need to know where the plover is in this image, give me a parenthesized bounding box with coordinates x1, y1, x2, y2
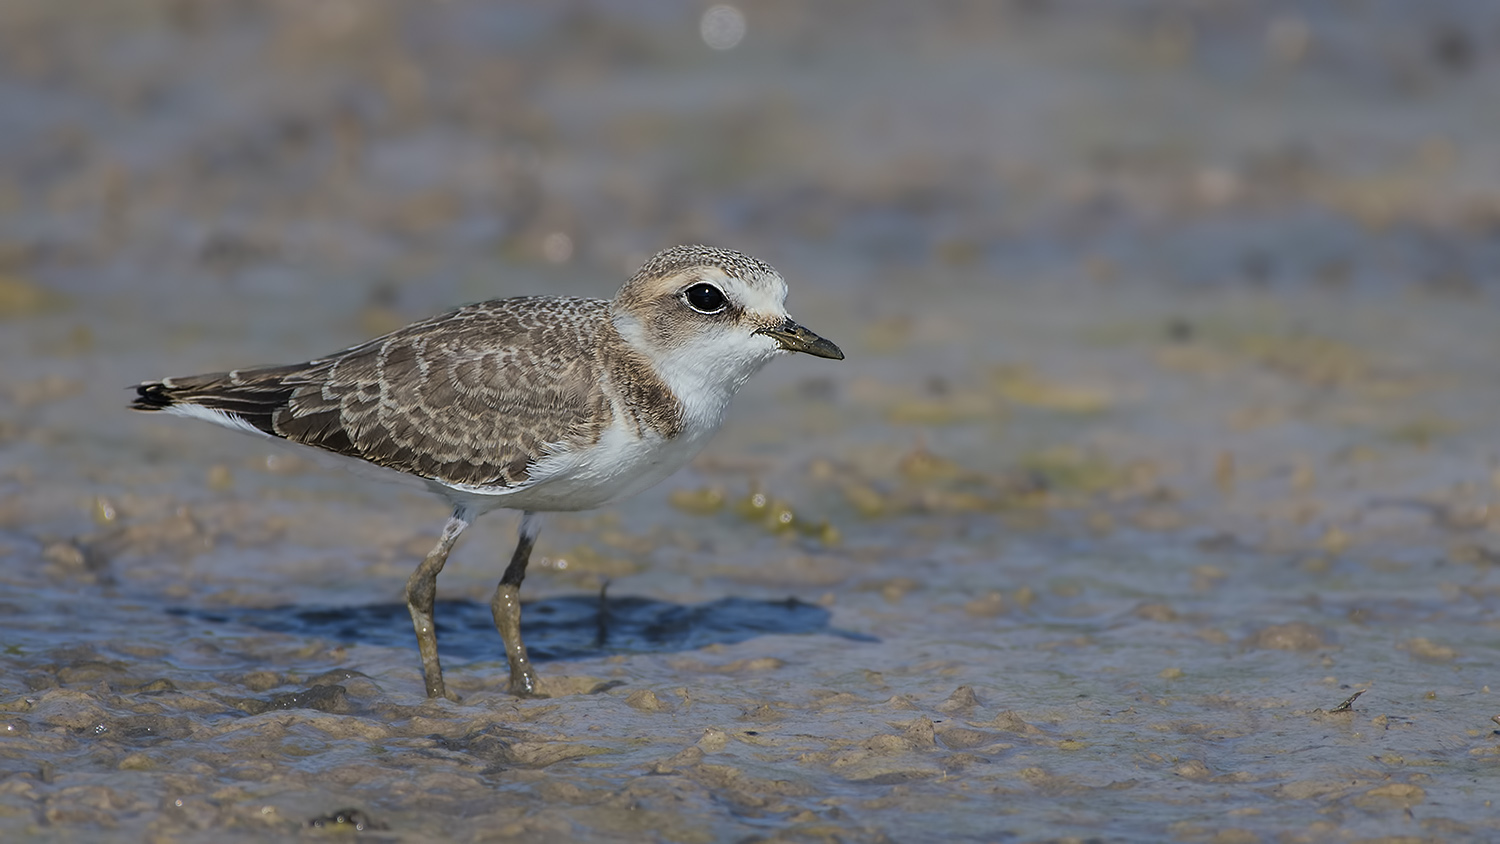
(131, 245, 843, 699)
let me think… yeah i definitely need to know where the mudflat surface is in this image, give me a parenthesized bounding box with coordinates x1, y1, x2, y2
(2, 2, 1499, 841)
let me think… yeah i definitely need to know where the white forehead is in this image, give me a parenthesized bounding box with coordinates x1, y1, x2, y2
(616, 245, 789, 316)
(700, 265, 788, 314)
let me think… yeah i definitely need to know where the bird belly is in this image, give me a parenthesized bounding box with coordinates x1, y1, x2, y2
(433, 417, 717, 514)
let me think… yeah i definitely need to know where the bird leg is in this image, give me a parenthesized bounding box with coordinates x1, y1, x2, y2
(405, 510, 469, 700)
(491, 511, 541, 697)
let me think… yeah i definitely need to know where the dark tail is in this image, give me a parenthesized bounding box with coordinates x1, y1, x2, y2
(128, 366, 310, 436)
(131, 381, 178, 411)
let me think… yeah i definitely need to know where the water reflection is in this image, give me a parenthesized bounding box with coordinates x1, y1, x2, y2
(170, 593, 876, 663)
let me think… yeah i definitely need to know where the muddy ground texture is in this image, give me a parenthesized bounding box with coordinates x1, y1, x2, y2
(2, 2, 1500, 842)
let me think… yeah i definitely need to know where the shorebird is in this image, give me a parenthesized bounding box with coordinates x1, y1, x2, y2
(131, 245, 843, 699)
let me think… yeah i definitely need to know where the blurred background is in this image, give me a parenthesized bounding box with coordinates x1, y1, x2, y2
(3, 1, 1500, 841)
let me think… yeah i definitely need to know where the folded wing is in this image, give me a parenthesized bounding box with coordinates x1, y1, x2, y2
(132, 299, 613, 489)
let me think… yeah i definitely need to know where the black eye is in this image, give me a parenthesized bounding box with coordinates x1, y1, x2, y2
(684, 283, 726, 314)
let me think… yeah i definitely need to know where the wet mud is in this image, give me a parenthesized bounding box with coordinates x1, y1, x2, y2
(3, 1, 1500, 841)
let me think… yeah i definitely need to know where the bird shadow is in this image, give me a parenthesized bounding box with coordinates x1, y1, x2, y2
(170, 593, 877, 663)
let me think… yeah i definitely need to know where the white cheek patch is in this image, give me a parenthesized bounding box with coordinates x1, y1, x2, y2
(651, 326, 780, 420)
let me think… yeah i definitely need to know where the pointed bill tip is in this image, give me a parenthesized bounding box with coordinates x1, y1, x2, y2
(756, 319, 844, 360)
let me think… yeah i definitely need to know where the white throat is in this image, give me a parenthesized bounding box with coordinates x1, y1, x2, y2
(613, 313, 780, 434)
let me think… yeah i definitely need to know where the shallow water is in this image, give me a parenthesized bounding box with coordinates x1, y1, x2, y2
(3, 1, 1500, 841)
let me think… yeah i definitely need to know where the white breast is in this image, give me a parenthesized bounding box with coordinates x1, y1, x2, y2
(434, 290, 785, 515)
(430, 412, 720, 515)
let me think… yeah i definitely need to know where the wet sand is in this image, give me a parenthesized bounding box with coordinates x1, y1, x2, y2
(2, 2, 1499, 841)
